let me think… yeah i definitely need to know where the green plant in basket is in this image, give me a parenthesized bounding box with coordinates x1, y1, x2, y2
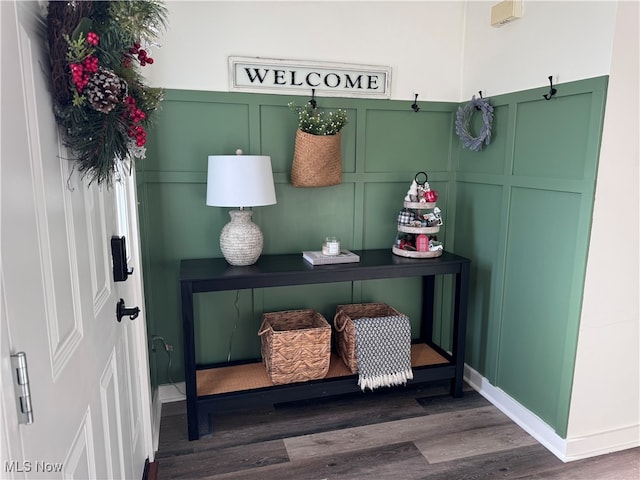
(288, 102, 347, 136)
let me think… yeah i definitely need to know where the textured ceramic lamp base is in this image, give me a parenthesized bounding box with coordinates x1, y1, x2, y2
(219, 210, 264, 266)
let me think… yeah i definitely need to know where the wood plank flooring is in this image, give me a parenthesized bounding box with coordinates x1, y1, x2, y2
(156, 382, 639, 479)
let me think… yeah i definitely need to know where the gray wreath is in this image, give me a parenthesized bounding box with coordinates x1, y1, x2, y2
(455, 96, 494, 152)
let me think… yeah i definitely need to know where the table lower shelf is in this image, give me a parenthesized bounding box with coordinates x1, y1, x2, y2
(196, 343, 449, 397)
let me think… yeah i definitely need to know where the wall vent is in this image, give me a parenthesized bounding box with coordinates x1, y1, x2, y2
(491, 0, 523, 27)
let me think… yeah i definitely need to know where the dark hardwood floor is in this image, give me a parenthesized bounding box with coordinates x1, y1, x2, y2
(155, 382, 639, 479)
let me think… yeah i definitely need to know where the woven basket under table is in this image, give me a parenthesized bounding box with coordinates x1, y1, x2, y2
(334, 303, 406, 374)
(258, 309, 331, 385)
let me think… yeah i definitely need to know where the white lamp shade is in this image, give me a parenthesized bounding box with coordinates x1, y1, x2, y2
(206, 154, 277, 207)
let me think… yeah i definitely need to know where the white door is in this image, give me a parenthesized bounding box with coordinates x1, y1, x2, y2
(1, 1, 153, 478)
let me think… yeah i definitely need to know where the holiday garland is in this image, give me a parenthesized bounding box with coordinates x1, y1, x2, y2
(47, 1, 167, 185)
(455, 95, 494, 152)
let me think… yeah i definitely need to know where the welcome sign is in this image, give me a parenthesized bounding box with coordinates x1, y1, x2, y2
(229, 56, 391, 99)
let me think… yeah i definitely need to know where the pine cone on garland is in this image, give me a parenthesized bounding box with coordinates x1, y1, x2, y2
(85, 67, 128, 114)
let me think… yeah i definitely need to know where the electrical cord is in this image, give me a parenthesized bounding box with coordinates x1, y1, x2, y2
(151, 335, 185, 396)
(152, 289, 240, 396)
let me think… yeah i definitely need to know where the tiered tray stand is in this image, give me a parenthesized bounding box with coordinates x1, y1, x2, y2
(392, 201, 443, 258)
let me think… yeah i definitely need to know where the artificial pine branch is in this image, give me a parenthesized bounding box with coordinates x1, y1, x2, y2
(46, 0, 167, 186)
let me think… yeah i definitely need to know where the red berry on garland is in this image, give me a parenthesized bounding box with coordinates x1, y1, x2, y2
(82, 55, 99, 74)
(146, 58, 154, 65)
(69, 63, 88, 91)
(86, 31, 99, 46)
(136, 128, 147, 146)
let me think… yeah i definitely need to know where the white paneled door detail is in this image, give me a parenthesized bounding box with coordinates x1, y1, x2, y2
(100, 349, 127, 480)
(62, 409, 97, 480)
(84, 179, 113, 318)
(17, 15, 84, 382)
(1, 2, 154, 479)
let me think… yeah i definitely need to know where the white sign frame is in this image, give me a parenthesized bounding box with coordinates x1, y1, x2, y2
(229, 56, 392, 99)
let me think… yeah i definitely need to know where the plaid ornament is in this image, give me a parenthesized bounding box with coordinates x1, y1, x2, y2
(397, 209, 416, 226)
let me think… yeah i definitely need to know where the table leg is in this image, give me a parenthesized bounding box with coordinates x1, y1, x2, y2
(421, 275, 435, 343)
(450, 262, 470, 397)
(181, 282, 199, 440)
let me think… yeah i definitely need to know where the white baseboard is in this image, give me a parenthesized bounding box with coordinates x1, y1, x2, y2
(464, 364, 568, 461)
(565, 424, 640, 461)
(464, 364, 640, 463)
(151, 387, 162, 454)
(152, 383, 186, 453)
(158, 382, 186, 403)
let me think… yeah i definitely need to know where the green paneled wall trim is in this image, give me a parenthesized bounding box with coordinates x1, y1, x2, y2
(139, 76, 608, 439)
(453, 76, 608, 438)
(139, 90, 459, 390)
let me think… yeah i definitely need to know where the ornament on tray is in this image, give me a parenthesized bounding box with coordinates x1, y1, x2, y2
(397, 209, 416, 226)
(394, 233, 416, 251)
(420, 207, 443, 227)
(406, 171, 439, 204)
(416, 234, 429, 252)
(433, 207, 443, 226)
(421, 213, 438, 227)
(417, 183, 430, 203)
(429, 239, 444, 252)
(404, 180, 419, 202)
(425, 188, 438, 202)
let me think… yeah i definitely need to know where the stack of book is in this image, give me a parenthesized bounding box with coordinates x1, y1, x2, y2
(302, 250, 360, 266)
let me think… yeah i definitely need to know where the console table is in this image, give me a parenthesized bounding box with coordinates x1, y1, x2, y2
(180, 249, 470, 440)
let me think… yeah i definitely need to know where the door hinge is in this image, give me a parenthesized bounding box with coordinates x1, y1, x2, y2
(10, 352, 33, 425)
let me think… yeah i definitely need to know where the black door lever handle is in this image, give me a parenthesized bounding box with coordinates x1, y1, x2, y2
(116, 298, 140, 322)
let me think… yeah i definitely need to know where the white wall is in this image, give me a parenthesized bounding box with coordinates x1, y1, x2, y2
(566, 0, 639, 458)
(461, 1, 617, 98)
(150, 1, 619, 102)
(148, 0, 466, 101)
(462, 0, 639, 459)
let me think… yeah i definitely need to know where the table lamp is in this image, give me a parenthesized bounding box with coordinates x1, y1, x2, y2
(206, 150, 277, 266)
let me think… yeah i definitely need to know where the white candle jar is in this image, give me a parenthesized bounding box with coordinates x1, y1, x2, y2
(322, 236, 340, 256)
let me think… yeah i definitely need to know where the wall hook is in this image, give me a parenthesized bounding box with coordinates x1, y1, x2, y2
(411, 93, 420, 112)
(309, 88, 317, 109)
(475, 91, 483, 110)
(543, 76, 557, 100)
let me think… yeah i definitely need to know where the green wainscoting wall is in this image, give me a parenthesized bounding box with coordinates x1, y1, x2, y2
(453, 76, 608, 438)
(138, 76, 607, 439)
(138, 90, 458, 381)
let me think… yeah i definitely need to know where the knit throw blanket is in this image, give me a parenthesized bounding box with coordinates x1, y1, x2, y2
(353, 315, 413, 391)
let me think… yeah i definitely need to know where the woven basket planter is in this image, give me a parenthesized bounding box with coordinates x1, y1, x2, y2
(259, 309, 331, 385)
(334, 303, 406, 373)
(291, 129, 342, 187)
